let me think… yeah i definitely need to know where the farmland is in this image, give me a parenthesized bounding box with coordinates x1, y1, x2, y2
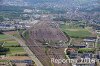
(0, 34, 9, 39)
(60, 22, 92, 38)
(0, 33, 25, 55)
(4, 41, 25, 54)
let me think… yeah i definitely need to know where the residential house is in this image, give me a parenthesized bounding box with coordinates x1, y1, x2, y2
(83, 37, 97, 48)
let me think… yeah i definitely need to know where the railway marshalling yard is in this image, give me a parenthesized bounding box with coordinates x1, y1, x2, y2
(0, 19, 97, 66)
(0, 19, 71, 66)
(23, 20, 71, 66)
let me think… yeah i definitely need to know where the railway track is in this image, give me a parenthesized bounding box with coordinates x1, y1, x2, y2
(23, 20, 70, 66)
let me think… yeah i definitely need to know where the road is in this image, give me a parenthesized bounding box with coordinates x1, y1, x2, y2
(5, 34, 43, 66)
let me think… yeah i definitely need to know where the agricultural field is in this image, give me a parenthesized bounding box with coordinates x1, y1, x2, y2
(0, 34, 9, 39)
(0, 33, 25, 56)
(3, 31, 21, 38)
(78, 48, 95, 53)
(60, 22, 92, 38)
(4, 40, 25, 54)
(0, 32, 35, 66)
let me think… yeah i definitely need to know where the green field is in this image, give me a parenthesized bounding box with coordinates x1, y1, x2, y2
(23, 31, 29, 39)
(0, 34, 9, 39)
(97, 44, 100, 48)
(78, 48, 95, 53)
(0, 60, 9, 62)
(60, 23, 92, 38)
(4, 41, 18, 46)
(4, 40, 25, 54)
(6, 47, 24, 53)
(0, 34, 25, 55)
